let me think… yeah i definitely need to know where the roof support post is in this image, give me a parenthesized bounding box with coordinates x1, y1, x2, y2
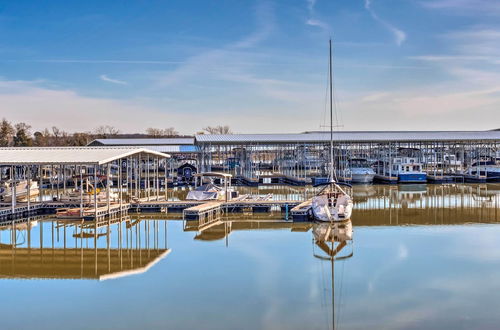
(27, 166, 31, 211)
(10, 166, 15, 214)
(80, 165, 83, 217)
(94, 165, 98, 220)
(106, 163, 111, 214)
(119, 159, 123, 210)
(39, 165, 43, 203)
(156, 156, 160, 201)
(147, 154, 150, 202)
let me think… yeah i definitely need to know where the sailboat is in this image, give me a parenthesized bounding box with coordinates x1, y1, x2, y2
(311, 39, 354, 222)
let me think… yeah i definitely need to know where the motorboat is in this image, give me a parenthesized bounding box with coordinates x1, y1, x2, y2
(186, 172, 238, 201)
(349, 158, 375, 184)
(465, 159, 500, 182)
(0, 180, 39, 202)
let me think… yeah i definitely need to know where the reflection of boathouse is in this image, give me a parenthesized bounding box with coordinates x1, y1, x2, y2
(0, 217, 170, 280)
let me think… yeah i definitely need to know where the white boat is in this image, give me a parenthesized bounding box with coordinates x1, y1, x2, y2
(390, 157, 427, 183)
(349, 158, 375, 183)
(312, 183, 353, 221)
(186, 172, 238, 201)
(465, 159, 500, 182)
(0, 180, 39, 202)
(311, 40, 354, 223)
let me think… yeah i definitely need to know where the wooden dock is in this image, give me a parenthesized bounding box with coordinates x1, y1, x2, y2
(183, 201, 223, 221)
(0, 197, 302, 222)
(290, 200, 313, 222)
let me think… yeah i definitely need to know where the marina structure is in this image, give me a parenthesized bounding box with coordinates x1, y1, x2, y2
(92, 130, 500, 185)
(0, 147, 170, 220)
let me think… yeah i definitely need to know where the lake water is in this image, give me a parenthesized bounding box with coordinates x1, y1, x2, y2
(1, 183, 499, 330)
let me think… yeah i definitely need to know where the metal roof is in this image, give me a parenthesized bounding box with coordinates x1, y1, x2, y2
(195, 131, 500, 144)
(89, 138, 195, 146)
(114, 145, 199, 153)
(0, 147, 170, 165)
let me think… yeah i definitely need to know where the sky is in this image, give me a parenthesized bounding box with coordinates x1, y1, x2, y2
(0, 0, 499, 134)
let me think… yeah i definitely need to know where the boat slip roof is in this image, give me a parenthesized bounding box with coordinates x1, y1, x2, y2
(124, 145, 199, 153)
(89, 138, 195, 146)
(0, 147, 169, 165)
(195, 131, 500, 144)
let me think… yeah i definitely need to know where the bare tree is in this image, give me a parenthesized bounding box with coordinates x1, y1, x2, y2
(70, 132, 92, 146)
(146, 127, 179, 137)
(146, 128, 164, 137)
(203, 125, 232, 134)
(94, 125, 120, 138)
(163, 127, 178, 136)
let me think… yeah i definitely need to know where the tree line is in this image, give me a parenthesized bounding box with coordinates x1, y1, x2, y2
(0, 118, 233, 147)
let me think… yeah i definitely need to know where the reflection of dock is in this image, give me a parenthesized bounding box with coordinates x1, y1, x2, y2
(0, 248, 170, 280)
(0, 216, 170, 280)
(185, 218, 307, 241)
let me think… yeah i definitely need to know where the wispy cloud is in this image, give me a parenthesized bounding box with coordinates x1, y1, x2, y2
(233, 0, 275, 49)
(364, 0, 406, 46)
(157, 0, 275, 86)
(305, 0, 330, 32)
(420, 0, 500, 15)
(4, 59, 182, 65)
(99, 74, 127, 85)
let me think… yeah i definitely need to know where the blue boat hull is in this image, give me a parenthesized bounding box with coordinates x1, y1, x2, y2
(398, 173, 427, 183)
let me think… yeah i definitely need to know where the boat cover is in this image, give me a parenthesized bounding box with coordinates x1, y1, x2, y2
(311, 195, 332, 222)
(186, 183, 223, 201)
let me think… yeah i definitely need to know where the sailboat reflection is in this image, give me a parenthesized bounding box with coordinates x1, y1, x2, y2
(0, 216, 170, 280)
(312, 220, 353, 259)
(312, 220, 353, 330)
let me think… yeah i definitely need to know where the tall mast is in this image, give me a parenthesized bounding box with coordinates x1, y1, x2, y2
(329, 39, 334, 183)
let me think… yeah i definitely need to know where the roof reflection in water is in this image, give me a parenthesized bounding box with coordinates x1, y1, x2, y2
(0, 215, 170, 280)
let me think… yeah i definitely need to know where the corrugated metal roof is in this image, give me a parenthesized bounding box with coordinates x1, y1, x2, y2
(195, 131, 500, 144)
(0, 147, 169, 165)
(89, 138, 195, 146)
(125, 145, 199, 153)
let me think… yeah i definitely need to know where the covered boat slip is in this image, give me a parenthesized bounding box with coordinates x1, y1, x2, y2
(195, 131, 500, 184)
(0, 147, 170, 220)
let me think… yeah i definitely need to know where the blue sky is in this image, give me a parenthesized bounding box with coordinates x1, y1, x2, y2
(0, 0, 499, 134)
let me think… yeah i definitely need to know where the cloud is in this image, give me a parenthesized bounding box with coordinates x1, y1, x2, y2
(420, 0, 500, 15)
(99, 74, 127, 85)
(364, 0, 406, 46)
(305, 0, 330, 32)
(233, 0, 275, 49)
(157, 0, 274, 87)
(5, 59, 183, 65)
(0, 79, 193, 133)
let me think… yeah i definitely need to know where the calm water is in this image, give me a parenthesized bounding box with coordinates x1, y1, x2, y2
(1, 183, 500, 330)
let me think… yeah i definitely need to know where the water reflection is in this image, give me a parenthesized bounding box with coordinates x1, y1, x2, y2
(1, 184, 500, 330)
(0, 215, 169, 280)
(312, 221, 353, 330)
